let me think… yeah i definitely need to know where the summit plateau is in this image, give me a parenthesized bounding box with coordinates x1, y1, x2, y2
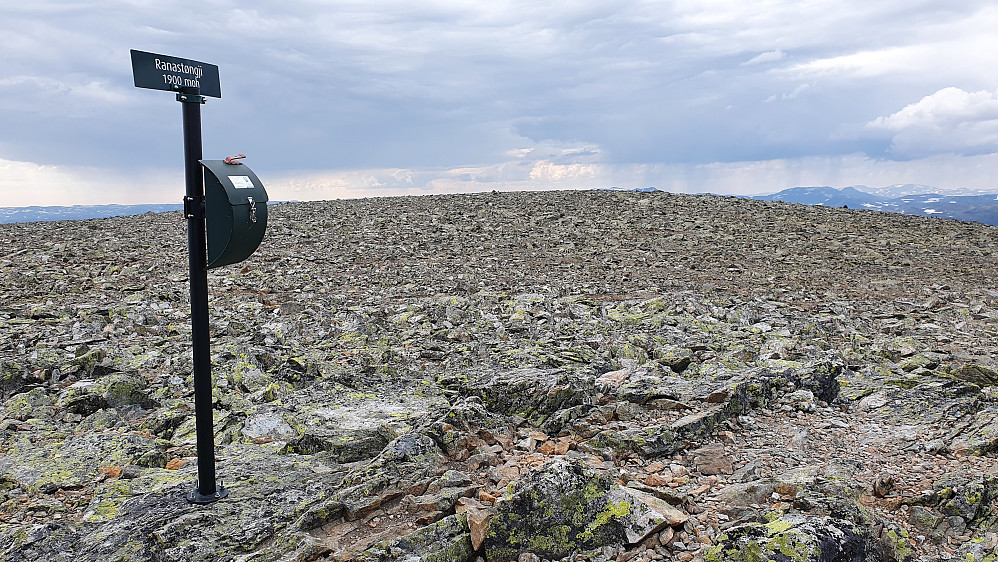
(2, 190, 998, 562)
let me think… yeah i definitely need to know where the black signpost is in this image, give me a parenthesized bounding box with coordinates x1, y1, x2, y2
(130, 49, 227, 504)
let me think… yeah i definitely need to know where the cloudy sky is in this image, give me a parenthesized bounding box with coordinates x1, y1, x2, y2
(2, 0, 998, 206)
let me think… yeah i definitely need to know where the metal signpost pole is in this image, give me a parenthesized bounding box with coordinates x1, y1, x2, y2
(131, 50, 243, 504)
(179, 86, 228, 504)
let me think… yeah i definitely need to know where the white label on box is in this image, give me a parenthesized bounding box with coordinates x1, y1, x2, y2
(229, 176, 254, 189)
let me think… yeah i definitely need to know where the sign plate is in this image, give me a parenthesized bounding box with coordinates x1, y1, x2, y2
(130, 49, 221, 98)
(229, 176, 254, 189)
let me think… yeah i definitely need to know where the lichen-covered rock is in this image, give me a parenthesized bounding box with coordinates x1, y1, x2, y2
(949, 364, 998, 387)
(877, 523, 915, 562)
(652, 344, 694, 373)
(0, 444, 347, 562)
(6, 187, 998, 562)
(587, 358, 842, 458)
(281, 427, 390, 462)
(483, 458, 687, 561)
(241, 410, 297, 444)
(92, 372, 157, 409)
(3, 388, 55, 421)
(0, 521, 78, 562)
(354, 514, 474, 562)
(460, 368, 596, 427)
(274, 381, 448, 462)
(940, 481, 986, 521)
(137, 401, 194, 440)
(65, 348, 108, 378)
(704, 515, 875, 562)
(0, 430, 166, 493)
(587, 422, 679, 457)
(716, 461, 866, 525)
(57, 373, 157, 416)
(336, 432, 446, 520)
(918, 475, 998, 536)
(424, 398, 513, 458)
(0, 361, 29, 399)
(945, 409, 998, 456)
(954, 539, 998, 562)
(59, 380, 105, 415)
(483, 458, 620, 560)
(611, 485, 688, 542)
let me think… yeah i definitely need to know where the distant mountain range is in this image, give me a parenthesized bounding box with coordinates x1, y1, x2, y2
(4, 184, 998, 226)
(0, 204, 182, 224)
(749, 185, 998, 226)
(846, 183, 996, 198)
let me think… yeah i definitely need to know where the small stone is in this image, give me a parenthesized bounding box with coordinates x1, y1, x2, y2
(119, 465, 143, 479)
(645, 473, 671, 487)
(659, 527, 675, 546)
(785, 389, 815, 412)
(705, 388, 731, 403)
(873, 473, 896, 498)
(491, 463, 520, 484)
(692, 444, 733, 475)
(99, 466, 122, 479)
(858, 392, 889, 411)
(642, 532, 660, 549)
(537, 440, 556, 455)
(597, 368, 631, 388)
(646, 462, 666, 473)
(457, 497, 495, 551)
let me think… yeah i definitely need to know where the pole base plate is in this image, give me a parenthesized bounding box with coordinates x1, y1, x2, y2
(186, 480, 229, 504)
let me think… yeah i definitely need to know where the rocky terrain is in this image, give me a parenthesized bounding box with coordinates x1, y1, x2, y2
(2, 189, 998, 562)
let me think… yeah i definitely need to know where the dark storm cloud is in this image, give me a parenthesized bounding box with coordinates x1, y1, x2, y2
(1, 1, 996, 204)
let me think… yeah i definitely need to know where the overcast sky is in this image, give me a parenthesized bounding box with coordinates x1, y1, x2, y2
(2, 0, 998, 206)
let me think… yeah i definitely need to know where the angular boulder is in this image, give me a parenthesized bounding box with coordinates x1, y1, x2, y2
(460, 368, 595, 428)
(354, 514, 474, 562)
(704, 515, 875, 562)
(483, 458, 688, 561)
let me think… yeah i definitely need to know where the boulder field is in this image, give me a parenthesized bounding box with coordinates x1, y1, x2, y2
(2, 190, 998, 561)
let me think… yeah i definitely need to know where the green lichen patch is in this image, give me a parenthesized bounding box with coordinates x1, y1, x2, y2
(949, 364, 998, 387)
(4, 387, 55, 421)
(3, 430, 166, 493)
(92, 372, 157, 409)
(705, 515, 873, 562)
(483, 459, 639, 561)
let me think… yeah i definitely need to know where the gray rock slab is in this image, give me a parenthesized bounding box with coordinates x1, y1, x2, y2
(0, 430, 166, 493)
